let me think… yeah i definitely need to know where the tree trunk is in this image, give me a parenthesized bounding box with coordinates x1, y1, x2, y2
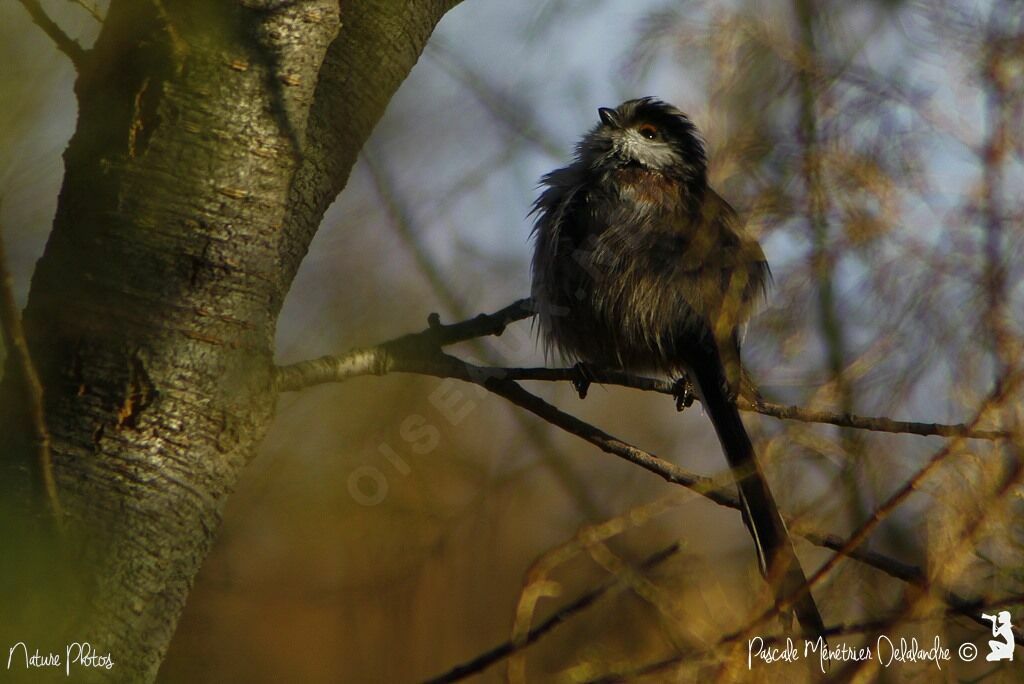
(1, 1, 461, 680)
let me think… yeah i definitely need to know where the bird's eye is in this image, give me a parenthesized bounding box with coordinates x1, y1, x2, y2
(638, 124, 659, 140)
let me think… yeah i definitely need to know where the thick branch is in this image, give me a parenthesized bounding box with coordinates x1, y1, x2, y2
(16, 0, 88, 65)
(4, 2, 465, 681)
(273, 298, 533, 388)
(278, 0, 466, 291)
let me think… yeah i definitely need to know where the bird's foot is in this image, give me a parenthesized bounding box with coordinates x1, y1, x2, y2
(671, 375, 697, 412)
(572, 362, 594, 400)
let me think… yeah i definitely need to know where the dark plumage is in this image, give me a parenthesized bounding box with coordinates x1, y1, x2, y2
(530, 97, 824, 637)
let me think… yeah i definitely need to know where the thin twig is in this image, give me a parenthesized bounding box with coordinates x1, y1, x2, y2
(580, 594, 1024, 684)
(278, 303, 1021, 670)
(318, 341, 1014, 645)
(835, 439, 1024, 682)
(464, 362, 1023, 645)
(277, 320, 1002, 599)
(746, 397, 1008, 441)
(701, 369, 1024, 678)
(422, 544, 681, 684)
(506, 497, 691, 683)
(0, 224, 62, 521)
(66, 0, 103, 23)
(16, 0, 88, 65)
(427, 37, 565, 159)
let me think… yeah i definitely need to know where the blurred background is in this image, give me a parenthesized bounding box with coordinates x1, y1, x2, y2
(2, 0, 1022, 681)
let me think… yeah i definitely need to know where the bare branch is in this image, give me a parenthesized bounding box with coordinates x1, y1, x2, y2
(16, 0, 88, 66)
(66, 0, 103, 23)
(425, 502, 1024, 684)
(702, 369, 1024, 675)
(579, 594, 1024, 683)
(275, 300, 1010, 441)
(426, 37, 565, 159)
(277, 312, 1014, 645)
(506, 497, 690, 683)
(273, 298, 533, 391)
(464, 360, 1023, 644)
(745, 397, 1008, 441)
(278, 301, 1022, 674)
(422, 544, 681, 684)
(835, 439, 1024, 681)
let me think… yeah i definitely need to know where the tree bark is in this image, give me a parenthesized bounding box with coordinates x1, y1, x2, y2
(1, 1, 461, 680)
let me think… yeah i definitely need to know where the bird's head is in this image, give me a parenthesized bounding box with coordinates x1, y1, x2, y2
(577, 97, 707, 185)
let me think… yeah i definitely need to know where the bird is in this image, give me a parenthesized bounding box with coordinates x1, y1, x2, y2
(529, 96, 825, 637)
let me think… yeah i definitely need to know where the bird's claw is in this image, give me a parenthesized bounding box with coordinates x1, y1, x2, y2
(572, 362, 593, 400)
(672, 376, 697, 412)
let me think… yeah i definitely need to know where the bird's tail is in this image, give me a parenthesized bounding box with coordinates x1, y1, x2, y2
(692, 362, 826, 638)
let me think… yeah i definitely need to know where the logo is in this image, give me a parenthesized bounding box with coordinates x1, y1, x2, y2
(982, 611, 1015, 662)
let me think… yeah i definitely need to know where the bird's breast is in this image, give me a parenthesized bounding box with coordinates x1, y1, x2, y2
(611, 167, 680, 209)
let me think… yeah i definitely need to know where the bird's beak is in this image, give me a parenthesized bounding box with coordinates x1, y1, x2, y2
(598, 107, 620, 128)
